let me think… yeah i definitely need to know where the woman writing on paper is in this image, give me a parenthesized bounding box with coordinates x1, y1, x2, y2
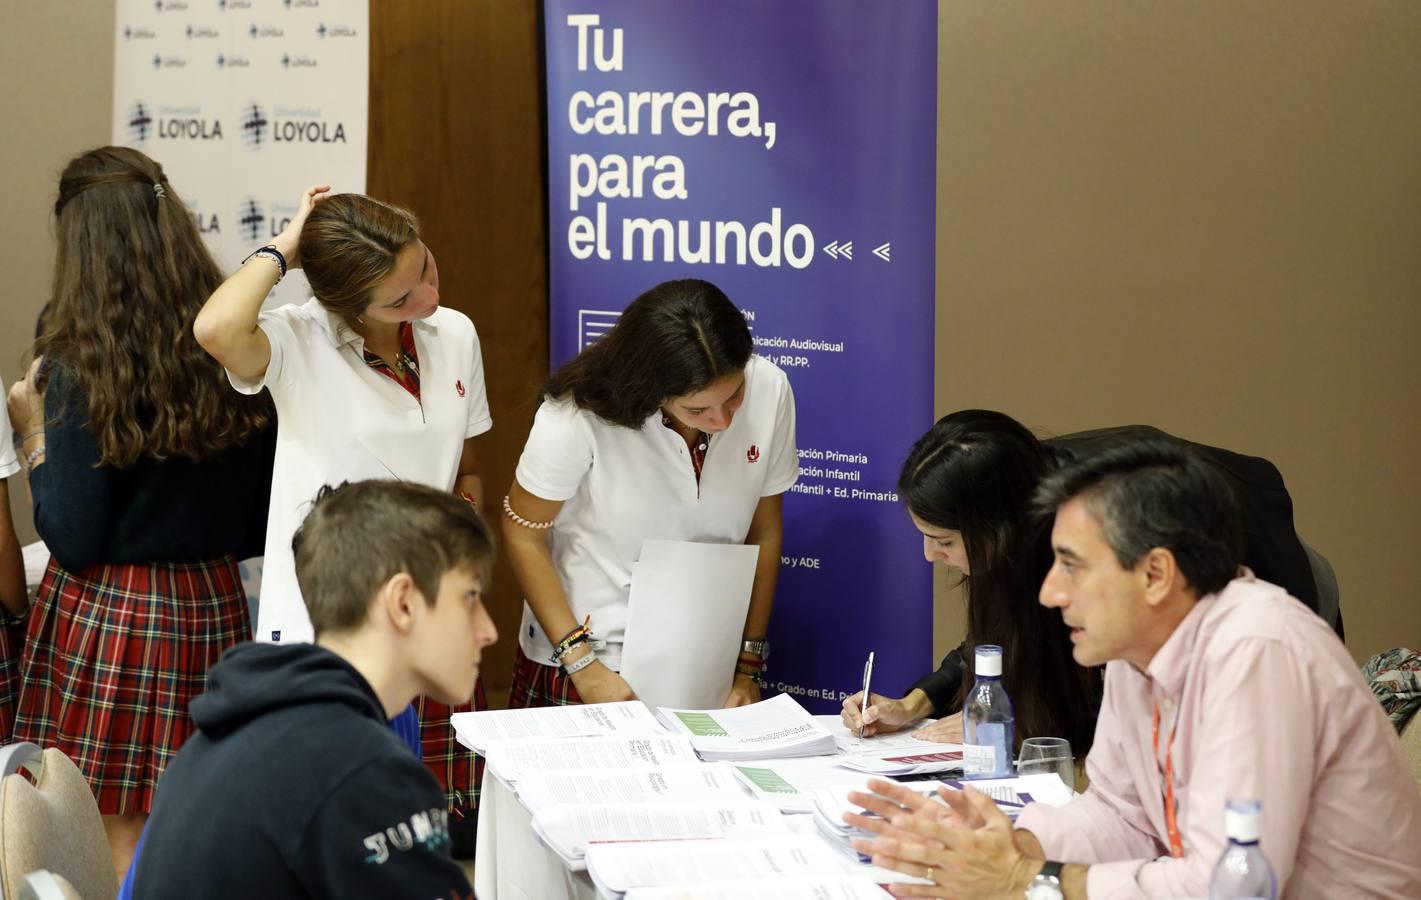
(503, 279, 798, 709)
(192, 187, 493, 834)
(842, 409, 1320, 756)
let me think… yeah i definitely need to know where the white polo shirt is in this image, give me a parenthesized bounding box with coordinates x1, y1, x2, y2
(0, 403, 20, 479)
(515, 354, 798, 670)
(229, 298, 492, 644)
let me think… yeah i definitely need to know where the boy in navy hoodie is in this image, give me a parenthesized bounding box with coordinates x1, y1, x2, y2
(131, 480, 495, 898)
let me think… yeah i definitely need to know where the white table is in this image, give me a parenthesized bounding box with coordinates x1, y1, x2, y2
(474, 771, 599, 900)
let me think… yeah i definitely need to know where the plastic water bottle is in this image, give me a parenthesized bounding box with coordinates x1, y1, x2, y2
(1209, 799, 1278, 900)
(962, 644, 1014, 778)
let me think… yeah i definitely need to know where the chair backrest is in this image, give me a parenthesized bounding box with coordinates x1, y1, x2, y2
(18, 871, 81, 900)
(1402, 700, 1421, 791)
(1298, 534, 1340, 635)
(0, 744, 117, 900)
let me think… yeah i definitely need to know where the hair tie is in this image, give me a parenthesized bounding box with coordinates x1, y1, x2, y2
(153, 182, 167, 199)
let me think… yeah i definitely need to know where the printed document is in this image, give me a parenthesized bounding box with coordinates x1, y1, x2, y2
(655, 693, 835, 761)
(450, 700, 663, 754)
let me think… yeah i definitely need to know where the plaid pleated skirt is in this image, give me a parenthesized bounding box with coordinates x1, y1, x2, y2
(13, 555, 250, 815)
(506, 646, 584, 708)
(0, 611, 27, 742)
(416, 680, 488, 820)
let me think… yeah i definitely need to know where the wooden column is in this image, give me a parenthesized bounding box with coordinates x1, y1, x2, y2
(369, 0, 548, 701)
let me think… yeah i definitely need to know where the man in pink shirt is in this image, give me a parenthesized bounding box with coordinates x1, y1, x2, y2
(849, 438, 1421, 899)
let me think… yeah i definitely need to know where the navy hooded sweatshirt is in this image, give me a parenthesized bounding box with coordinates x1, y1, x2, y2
(131, 642, 473, 899)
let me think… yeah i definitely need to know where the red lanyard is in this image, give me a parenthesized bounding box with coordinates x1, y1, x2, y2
(1151, 699, 1185, 858)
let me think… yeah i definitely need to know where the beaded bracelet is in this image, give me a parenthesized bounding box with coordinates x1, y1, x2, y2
(502, 495, 555, 530)
(562, 649, 598, 675)
(23, 446, 45, 474)
(551, 615, 594, 663)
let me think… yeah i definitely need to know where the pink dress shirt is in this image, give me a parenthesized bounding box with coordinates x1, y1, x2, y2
(1015, 573, 1421, 898)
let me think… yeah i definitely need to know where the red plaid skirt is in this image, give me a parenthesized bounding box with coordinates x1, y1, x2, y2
(506, 646, 584, 708)
(416, 679, 488, 820)
(0, 611, 26, 741)
(14, 555, 250, 815)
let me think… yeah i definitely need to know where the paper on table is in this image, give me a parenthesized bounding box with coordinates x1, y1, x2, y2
(532, 801, 789, 870)
(624, 880, 891, 900)
(586, 836, 857, 899)
(485, 735, 702, 784)
(730, 757, 874, 812)
(450, 701, 664, 754)
(619, 539, 760, 710)
(655, 693, 835, 761)
(940, 772, 1076, 809)
(516, 764, 750, 813)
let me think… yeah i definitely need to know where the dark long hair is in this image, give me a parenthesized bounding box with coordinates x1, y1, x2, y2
(899, 410, 1102, 753)
(544, 279, 753, 428)
(34, 146, 270, 466)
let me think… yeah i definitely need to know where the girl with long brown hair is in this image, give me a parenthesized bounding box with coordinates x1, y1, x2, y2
(5, 146, 275, 879)
(193, 186, 493, 852)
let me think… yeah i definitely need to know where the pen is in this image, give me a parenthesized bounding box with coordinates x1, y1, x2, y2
(859, 650, 875, 739)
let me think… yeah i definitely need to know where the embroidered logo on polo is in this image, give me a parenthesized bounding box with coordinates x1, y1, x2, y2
(456, 380, 466, 397)
(271, 630, 281, 641)
(747, 445, 760, 463)
(363, 807, 451, 864)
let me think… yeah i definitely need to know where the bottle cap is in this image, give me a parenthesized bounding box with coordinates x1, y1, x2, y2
(1224, 798, 1262, 843)
(975, 644, 1003, 677)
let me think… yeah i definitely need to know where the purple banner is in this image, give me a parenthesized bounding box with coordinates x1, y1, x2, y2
(544, 0, 936, 713)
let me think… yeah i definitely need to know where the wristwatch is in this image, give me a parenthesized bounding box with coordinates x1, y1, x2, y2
(1025, 861, 1063, 899)
(741, 638, 770, 661)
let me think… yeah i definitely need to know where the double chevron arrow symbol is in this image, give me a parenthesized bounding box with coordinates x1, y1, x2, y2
(823, 240, 890, 262)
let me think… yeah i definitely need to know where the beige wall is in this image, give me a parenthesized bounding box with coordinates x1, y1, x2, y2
(3, 2, 1417, 670)
(1, 2, 115, 545)
(932, 1, 1421, 666)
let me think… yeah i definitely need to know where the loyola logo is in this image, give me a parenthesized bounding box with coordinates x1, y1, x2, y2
(237, 199, 266, 243)
(239, 102, 269, 148)
(127, 101, 155, 144)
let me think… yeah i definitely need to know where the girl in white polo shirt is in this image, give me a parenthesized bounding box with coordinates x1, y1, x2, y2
(194, 185, 493, 829)
(503, 279, 798, 709)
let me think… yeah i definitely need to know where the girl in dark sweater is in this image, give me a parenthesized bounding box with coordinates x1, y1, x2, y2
(5, 146, 274, 881)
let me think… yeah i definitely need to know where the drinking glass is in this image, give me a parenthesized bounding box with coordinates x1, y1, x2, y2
(1016, 737, 1075, 793)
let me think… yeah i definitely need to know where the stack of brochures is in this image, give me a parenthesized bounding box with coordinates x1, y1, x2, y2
(810, 781, 948, 863)
(484, 734, 704, 785)
(451, 700, 665, 754)
(811, 773, 1077, 864)
(655, 693, 836, 761)
(586, 836, 892, 900)
(531, 801, 791, 871)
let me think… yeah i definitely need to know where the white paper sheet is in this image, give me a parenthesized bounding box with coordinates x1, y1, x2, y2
(586, 837, 853, 898)
(486, 735, 703, 784)
(619, 539, 760, 710)
(625, 880, 891, 900)
(656, 694, 835, 761)
(516, 765, 750, 813)
(533, 802, 789, 869)
(730, 758, 874, 812)
(451, 701, 664, 754)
